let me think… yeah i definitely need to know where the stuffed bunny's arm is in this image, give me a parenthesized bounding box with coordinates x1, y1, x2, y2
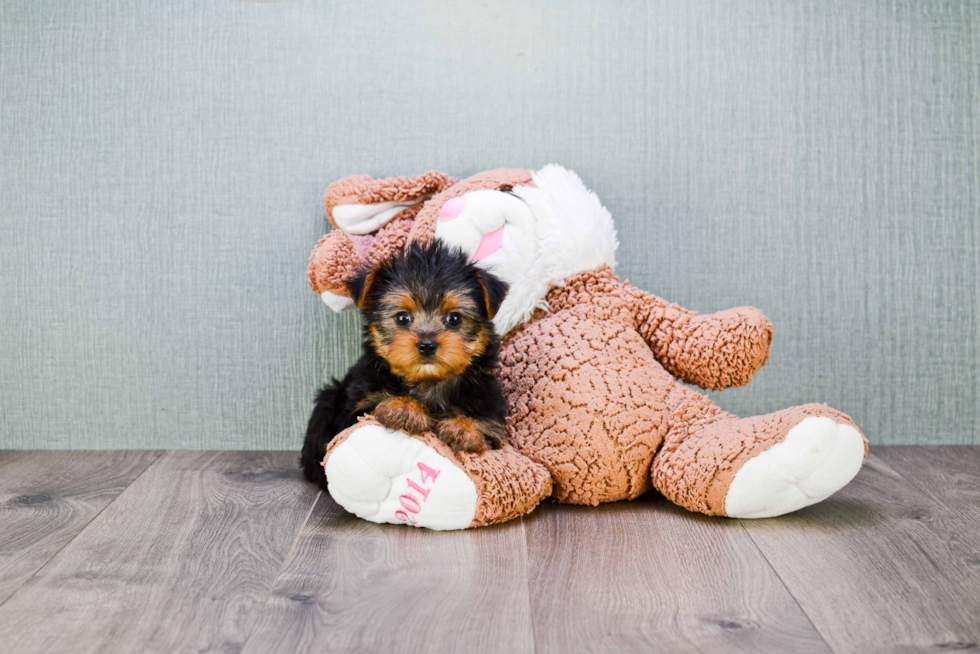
(624, 283, 773, 391)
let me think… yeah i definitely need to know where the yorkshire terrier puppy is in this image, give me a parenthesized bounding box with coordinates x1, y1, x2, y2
(301, 240, 510, 490)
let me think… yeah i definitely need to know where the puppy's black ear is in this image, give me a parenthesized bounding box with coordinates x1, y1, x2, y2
(346, 265, 382, 310)
(474, 270, 508, 320)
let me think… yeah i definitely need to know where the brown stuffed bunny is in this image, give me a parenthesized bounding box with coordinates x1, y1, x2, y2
(309, 165, 867, 530)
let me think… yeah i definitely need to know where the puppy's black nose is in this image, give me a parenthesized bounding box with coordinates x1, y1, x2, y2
(416, 338, 438, 357)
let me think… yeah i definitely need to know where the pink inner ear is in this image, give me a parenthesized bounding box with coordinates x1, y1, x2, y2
(439, 196, 467, 222)
(472, 225, 505, 262)
(349, 234, 375, 258)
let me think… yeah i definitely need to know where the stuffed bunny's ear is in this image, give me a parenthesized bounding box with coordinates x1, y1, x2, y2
(326, 172, 455, 234)
(333, 201, 428, 235)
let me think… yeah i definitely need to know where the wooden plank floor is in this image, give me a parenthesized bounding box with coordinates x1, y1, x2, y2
(0, 448, 976, 653)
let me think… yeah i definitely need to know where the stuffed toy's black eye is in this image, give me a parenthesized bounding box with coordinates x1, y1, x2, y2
(445, 312, 462, 327)
(395, 312, 412, 327)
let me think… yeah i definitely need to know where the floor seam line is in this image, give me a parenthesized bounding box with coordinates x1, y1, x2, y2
(240, 488, 321, 651)
(520, 515, 539, 654)
(736, 518, 838, 654)
(870, 448, 965, 510)
(0, 449, 167, 611)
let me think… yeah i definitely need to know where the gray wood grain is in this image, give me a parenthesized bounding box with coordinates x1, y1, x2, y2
(0, 450, 162, 606)
(242, 493, 535, 654)
(875, 446, 980, 510)
(740, 451, 980, 653)
(0, 448, 976, 652)
(524, 496, 829, 654)
(0, 451, 318, 654)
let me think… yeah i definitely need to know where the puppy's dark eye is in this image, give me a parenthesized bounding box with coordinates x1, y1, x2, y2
(445, 312, 462, 328)
(394, 312, 412, 327)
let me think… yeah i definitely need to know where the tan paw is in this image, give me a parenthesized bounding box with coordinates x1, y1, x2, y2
(373, 397, 433, 434)
(435, 417, 489, 453)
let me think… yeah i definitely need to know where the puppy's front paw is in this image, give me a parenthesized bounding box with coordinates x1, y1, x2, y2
(436, 417, 506, 453)
(373, 397, 433, 434)
(436, 417, 487, 453)
(477, 420, 507, 450)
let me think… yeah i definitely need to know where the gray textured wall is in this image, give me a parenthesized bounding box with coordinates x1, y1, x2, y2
(1, 1, 977, 449)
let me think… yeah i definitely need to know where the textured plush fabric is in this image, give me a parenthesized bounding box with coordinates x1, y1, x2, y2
(326, 416, 552, 527)
(318, 165, 867, 524)
(409, 169, 535, 246)
(624, 283, 773, 391)
(498, 265, 806, 508)
(500, 267, 670, 504)
(309, 168, 536, 299)
(308, 216, 417, 297)
(309, 172, 454, 296)
(651, 403, 865, 515)
(433, 437, 553, 528)
(324, 171, 454, 229)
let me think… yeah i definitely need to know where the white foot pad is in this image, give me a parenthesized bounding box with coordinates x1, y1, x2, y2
(325, 424, 478, 530)
(725, 417, 866, 519)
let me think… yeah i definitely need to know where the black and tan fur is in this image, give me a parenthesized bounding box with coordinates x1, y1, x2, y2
(301, 241, 509, 490)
